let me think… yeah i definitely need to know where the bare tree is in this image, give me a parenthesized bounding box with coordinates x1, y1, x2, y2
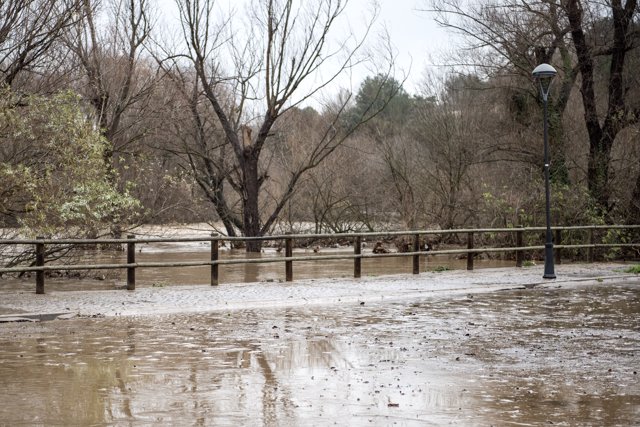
(273, 108, 385, 233)
(345, 74, 437, 230)
(426, 0, 640, 218)
(150, 65, 243, 237)
(427, 0, 578, 184)
(408, 74, 492, 229)
(159, 0, 395, 251)
(565, 0, 639, 215)
(0, 0, 82, 88)
(0, 0, 80, 86)
(66, 0, 155, 170)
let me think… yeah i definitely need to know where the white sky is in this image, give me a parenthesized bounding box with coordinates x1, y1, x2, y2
(353, 0, 452, 93)
(154, 0, 455, 97)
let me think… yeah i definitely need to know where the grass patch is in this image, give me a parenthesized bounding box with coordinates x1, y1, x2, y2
(624, 264, 640, 274)
(431, 265, 451, 272)
(522, 260, 536, 267)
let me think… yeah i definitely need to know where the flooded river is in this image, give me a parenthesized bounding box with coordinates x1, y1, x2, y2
(130, 247, 513, 287)
(1, 281, 638, 425)
(1, 241, 515, 292)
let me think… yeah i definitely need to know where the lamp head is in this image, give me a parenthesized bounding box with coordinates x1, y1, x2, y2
(532, 63, 558, 79)
(532, 63, 557, 101)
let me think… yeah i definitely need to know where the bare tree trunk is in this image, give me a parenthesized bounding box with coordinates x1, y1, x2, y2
(628, 166, 640, 225)
(241, 150, 263, 252)
(549, 109, 569, 185)
(192, 172, 240, 238)
(587, 136, 613, 213)
(211, 182, 239, 239)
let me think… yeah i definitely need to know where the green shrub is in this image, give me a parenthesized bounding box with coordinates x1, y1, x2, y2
(624, 265, 640, 274)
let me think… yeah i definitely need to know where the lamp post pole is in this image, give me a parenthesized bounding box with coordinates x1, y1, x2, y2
(533, 63, 557, 279)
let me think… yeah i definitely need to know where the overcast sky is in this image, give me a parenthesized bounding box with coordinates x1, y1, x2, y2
(351, 0, 453, 92)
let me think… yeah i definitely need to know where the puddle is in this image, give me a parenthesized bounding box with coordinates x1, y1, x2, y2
(0, 282, 638, 425)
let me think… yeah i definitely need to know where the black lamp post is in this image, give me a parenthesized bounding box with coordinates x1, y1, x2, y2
(533, 63, 557, 279)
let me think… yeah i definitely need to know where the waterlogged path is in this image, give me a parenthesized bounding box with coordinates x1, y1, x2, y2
(0, 263, 635, 318)
(0, 264, 639, 425)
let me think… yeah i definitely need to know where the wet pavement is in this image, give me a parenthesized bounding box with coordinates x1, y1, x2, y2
(0, 264, 639, 425)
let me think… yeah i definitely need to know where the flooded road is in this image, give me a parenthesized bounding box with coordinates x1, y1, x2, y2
(1, 281, 638, 425)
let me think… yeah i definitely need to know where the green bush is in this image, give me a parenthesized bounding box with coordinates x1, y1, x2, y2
(0, 89, 140, 236)
(624, 265, 640, 274)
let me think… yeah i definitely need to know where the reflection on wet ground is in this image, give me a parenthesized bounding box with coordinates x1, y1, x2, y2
(0, 283, 638, 425)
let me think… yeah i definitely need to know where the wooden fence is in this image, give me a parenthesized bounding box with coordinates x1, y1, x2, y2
(1, 225, 639, 294)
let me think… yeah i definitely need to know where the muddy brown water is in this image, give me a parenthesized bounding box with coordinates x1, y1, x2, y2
(1, 245, 515, 291)
(0, 282, 638, 425)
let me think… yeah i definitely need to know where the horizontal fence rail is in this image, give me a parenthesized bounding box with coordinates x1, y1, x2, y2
(1, 225, 638, 293)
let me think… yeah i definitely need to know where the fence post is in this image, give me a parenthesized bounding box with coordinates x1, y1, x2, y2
(515, 227, 523, 268)
(211, 233, 219, 286)
(555, 229, 562, 265)
(35, 236, 45, 294)
(127, 235, 136, 290)
(588, 228, 595, 263)
(285, 234, 293, 282)
(466, 232, 474, 271)
(413, 234, 420, 274)
(354, 236, 361, 278)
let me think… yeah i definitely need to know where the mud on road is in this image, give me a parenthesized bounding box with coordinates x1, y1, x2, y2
(0, 277, 638, 426)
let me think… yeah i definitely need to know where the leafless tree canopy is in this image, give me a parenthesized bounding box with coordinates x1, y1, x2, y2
(0, 0, 82, 87)
(150, 0, 397, 250)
